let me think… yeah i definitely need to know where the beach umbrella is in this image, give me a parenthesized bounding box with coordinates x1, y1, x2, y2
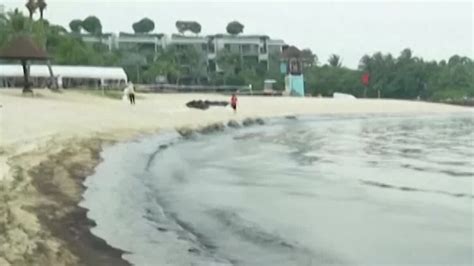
(0, 35, 52, 93)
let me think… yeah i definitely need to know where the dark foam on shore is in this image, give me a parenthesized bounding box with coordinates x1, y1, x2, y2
(28, 139, 131, 266)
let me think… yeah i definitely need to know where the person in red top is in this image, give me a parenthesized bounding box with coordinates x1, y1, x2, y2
(230, 93, 238, 113)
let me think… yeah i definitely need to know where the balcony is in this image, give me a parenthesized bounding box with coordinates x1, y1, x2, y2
(241, 44, 259, 56)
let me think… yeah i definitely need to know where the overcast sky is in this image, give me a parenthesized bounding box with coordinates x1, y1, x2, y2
(3, 0, 473, 68)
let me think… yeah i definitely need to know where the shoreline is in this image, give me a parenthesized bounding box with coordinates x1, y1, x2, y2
(0, 136, 132, 265)
(0, 90, 472, 265)
(0, 118, 266, 266)
(29, 137, 130, 266)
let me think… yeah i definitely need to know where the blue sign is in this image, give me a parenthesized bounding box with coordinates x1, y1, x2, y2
(280, 62, 287, 74)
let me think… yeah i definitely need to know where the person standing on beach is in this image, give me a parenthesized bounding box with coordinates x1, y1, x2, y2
(124, 82, 135, 105)
(230, 93, 238, 113)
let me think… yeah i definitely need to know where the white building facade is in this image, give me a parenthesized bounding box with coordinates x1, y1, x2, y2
(77, 33, 285, 69)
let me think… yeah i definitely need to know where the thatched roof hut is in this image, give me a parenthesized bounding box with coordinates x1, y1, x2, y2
(0, 35, 50, 93)
(281, 45, 302, 59)
(0, 35, 49, 60)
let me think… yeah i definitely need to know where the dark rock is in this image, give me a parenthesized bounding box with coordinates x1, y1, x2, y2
(186, 100, 208, 110)
(242, 118, 256, 127)
(186, 100, 229, 110)
(198, 122, 225, 134)
(176, 127, 195, 138)
(255, 118, 265, 125)
(285, 115, 297, 120)
(227, 120, 241, 128)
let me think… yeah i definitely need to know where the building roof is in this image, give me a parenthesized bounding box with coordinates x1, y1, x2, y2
(281, 45, 302, 59)
(169, 34, 208, 44)
(267, 39, 285, 45)
(209, 34, 270, 39)
(119, 32, 164, 38)
(71, 33, 114, 38)
(0, 64, 128, 81)
(0, 35, 49, 60)
(171, 34, 207, 40)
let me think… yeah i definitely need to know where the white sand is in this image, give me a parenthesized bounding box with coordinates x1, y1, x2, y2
(0, 89, 470, 181)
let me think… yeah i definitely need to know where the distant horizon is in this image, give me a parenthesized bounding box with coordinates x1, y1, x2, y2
(2, 0, 472, 68)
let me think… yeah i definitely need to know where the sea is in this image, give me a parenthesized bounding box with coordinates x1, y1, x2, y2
(80, 113, 474, 266)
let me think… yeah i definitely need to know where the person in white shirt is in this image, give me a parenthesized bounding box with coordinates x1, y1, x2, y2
(123, 82, 135, 105)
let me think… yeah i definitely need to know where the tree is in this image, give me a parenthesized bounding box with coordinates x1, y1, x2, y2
(226, 21, 244, 35)
(399, 48, 412, 62)
(0, 10, 26, 47)
(54, 37, 93, 65)
(81, 16, 102, 35)
(216, 49, 242, 84)
(37, 0, 47, 20)
(175, 21, 187, 34)
(189, 22, 201, 35)
(69, 19, 82, 33)
(328, 54, 342, 67)
(25, 0, 37, 19)
(175, 20, 201, 35)
(178, 46, 206, 84)
(358, 55, 372, 72)
(8, 9, 28, 33)
(301, 48, 317, 67)
(143, 56, 180, 84)
(132, 18, 155, 34)
(45, 24, 68, 52)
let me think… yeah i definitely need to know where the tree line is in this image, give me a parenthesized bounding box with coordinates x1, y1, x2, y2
(304, 50, 473, 100)
(67, 16, 244, 36)
(1, 1, 472, 100)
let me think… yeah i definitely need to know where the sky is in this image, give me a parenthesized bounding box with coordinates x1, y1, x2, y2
(2, 0, 473, 68)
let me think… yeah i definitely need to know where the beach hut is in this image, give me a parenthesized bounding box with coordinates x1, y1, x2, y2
(0, 35, 55, 93)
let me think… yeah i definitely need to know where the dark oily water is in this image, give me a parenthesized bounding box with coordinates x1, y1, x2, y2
(80, 113, 474, 266)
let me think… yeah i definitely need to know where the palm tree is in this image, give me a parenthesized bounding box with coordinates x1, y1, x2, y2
(328, 54, 342, 67)
(25, 0, 38, 20)
(37, 0, 47, 20)
(358, 54, 372, 71)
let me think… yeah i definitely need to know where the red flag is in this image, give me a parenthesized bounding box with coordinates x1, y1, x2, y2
(361, 73, 370, 86)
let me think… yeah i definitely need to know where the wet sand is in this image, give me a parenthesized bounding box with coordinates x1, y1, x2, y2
(0, 89, 470, 265)
(1, 137, 130, 265)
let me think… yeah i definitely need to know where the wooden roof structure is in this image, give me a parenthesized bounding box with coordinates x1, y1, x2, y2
(0, 35, 52, 93)
(0, 35, 49, 60)
(281, 45, 302, 59)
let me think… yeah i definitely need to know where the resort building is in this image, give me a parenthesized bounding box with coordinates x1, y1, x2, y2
(75, 33, 286, 72)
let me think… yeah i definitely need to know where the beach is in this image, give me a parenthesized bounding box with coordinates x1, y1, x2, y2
(0, 89, 471, 266)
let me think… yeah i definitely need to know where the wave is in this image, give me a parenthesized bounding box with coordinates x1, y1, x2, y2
(360, 180, 474, 199)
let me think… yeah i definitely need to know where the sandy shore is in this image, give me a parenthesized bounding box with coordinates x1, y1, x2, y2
(0, 89, 470, 266)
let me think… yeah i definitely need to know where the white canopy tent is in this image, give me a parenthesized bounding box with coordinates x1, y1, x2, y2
(0, 64, 128, 88)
